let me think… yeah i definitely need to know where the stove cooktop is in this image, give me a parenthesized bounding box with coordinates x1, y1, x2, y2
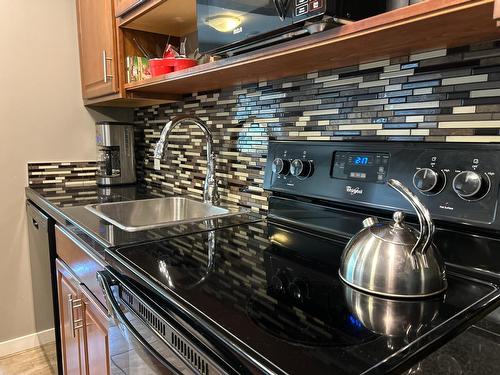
(106, 220, 500, 375)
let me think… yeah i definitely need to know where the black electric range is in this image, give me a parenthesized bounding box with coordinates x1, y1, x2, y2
(103, 142, 500, 374)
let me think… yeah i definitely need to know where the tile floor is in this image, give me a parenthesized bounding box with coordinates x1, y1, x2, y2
(0, 342, 57, 375)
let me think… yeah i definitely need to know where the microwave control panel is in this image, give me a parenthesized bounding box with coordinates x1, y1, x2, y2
(292, 0, 386, 24)
(294, 0, 325, 19)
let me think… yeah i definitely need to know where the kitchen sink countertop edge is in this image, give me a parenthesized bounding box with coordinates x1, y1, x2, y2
(25, 185, 264, 258)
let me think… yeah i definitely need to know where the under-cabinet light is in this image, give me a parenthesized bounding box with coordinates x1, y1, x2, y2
(205, 15, 242, 33)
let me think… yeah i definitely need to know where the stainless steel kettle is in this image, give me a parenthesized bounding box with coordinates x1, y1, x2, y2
(339, 179, 447, 298)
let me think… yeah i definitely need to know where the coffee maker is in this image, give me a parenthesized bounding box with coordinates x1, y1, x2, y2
(95, 121, 136, 185)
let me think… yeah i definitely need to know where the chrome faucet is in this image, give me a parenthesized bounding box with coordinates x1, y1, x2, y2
(153, 115, 220, 206)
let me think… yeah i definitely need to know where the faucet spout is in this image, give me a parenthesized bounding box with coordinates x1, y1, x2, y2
(154, 115, 220, 206)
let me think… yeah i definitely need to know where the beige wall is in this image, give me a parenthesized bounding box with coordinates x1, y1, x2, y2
(0, 0, 128, 342)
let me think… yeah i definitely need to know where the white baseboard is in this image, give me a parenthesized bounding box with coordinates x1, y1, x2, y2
(0, 328, 55, 358)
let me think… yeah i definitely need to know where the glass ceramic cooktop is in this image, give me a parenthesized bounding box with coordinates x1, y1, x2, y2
(108, 221, 500, 374)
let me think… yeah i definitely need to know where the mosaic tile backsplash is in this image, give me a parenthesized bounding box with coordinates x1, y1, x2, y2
(28, 161, 97, 188)
(134, 40, 500, 213)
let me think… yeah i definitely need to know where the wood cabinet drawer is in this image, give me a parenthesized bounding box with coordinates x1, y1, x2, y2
(55, 226, 106, 307)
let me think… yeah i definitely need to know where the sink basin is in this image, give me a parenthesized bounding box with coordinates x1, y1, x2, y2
(86, 197, 240, 232)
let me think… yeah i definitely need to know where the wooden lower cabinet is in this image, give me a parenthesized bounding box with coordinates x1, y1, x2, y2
(81, 287, 110, 375)
(56, 259, 110, 375)
(57, 259, 84, 375)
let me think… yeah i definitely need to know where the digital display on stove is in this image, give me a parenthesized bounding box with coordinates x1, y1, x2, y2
(353, 155, 371, 166)
(332, 151, 390, 183)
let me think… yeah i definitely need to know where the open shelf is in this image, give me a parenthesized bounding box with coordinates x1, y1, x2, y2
(119, 0, 196, 36)
(124, 0, 500, 97)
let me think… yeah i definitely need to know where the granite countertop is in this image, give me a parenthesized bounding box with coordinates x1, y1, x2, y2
(408, 310, 500, 374)
(25, 184, 263, 252)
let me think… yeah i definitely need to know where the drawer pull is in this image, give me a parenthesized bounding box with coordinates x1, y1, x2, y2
(68, 294, 83, 338)
(102, 50, 113, 83)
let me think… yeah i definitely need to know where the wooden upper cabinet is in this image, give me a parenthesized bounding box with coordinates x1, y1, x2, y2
(76, 0, 119, 99)
(114, 0, 148, 18)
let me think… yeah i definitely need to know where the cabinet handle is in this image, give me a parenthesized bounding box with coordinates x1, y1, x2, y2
(102, 50, 113, 83)
(68, 294, 83, 338)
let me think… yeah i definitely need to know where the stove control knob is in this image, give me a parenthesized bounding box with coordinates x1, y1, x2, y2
(272, 158, 290, 176)
(271, 272, 289, 294)
(290, 159, 313, 178)
(453, 171, 490, 201)
(289, 279, 308, 302)
(413, 168, 445, 194)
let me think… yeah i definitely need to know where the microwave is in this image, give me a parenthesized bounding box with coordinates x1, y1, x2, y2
(197, 0, 387, 55)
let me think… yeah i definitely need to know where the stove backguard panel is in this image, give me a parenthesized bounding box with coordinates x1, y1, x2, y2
(265, 141, 500, 231)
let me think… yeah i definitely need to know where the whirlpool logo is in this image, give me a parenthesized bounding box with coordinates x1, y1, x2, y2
(346, 186, 363, 196)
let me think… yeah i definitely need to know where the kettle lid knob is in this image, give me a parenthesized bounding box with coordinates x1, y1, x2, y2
(393, 211, 405, 227)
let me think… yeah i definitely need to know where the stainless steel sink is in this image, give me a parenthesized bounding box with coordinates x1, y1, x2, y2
(85, 197, 241, 232)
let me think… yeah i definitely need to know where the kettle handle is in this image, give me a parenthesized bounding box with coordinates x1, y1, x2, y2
(388, 179, 435, 255)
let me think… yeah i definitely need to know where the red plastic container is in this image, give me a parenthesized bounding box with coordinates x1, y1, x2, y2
(149, 58, 174, 77)
(169, 58, 198, 71)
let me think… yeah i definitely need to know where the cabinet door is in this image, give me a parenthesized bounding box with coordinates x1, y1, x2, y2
(56, 260, 84, 375)
(76, 0, 119, 99)
(114, 0, 147, 17)
(81, 288, 110, 375)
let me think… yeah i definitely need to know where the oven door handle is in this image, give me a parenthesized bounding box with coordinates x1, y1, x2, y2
(96, 270, 182, 375)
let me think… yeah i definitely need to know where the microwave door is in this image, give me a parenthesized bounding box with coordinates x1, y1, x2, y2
(197, 0, 293, 53)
